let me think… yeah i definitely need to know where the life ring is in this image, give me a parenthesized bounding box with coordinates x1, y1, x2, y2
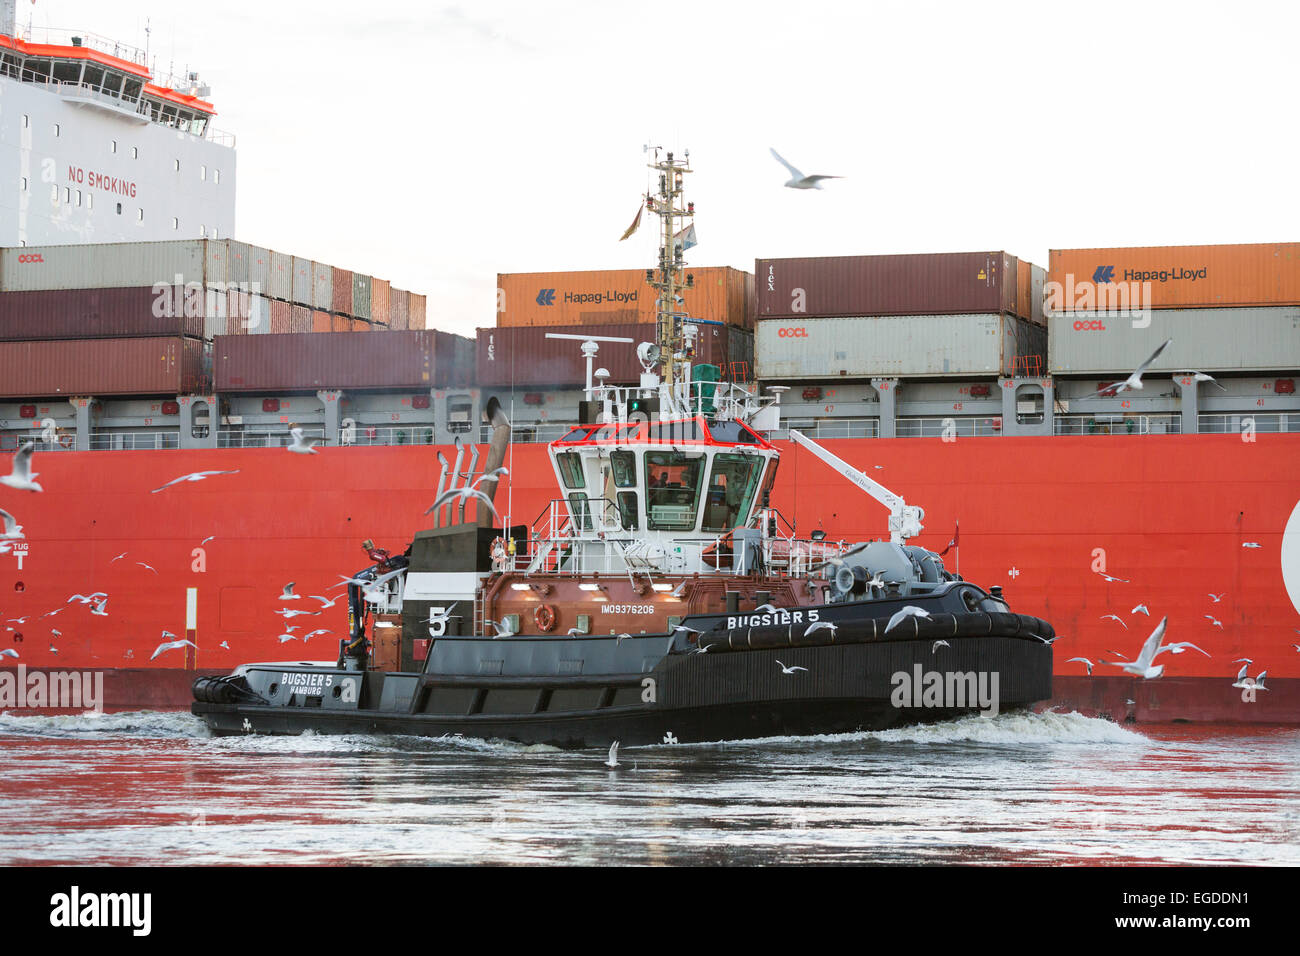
(534, 604, 557, 632)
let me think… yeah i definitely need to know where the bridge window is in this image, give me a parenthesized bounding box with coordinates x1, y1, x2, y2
(644, 451, 704, 531)
(617, 492, 639, 531)
(610, 449, 637, 488)
(556, 452, 585, 489)
(567, 493, 594, 532)
(702, 453, 763, 533)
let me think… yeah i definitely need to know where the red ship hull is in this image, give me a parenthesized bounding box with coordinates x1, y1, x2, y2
(2, 434, 1297, 723)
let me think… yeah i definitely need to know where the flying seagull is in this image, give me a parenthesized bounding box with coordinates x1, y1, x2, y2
(199, 535, 216, 546)
(310, 595, 337, 609)
(1099, 616, 1168, 679)
(424, 485, 499, 520)
(280, 582, 300, 600)
(885, 606, 931, 634)
(803, 621, 838, 637)
(219, 641, 230, 649)
(471, 467, 509, 488)
(1131, 604, 1150, 616)
(90, 600, 108, 616)
(1154, 641, 1210, 658)
(754, 603, 781, 614)
(1208, 593, 1224, 603)
(1096, 572, 1130, 583)
(150, 638, 196, 661)
(1085, 338, 1172, 397)
(136, 561, 158, 574)
(1231, 665, 1267, 691)
(485, 619, 517, 638)
(302, 629, 332, 641)
(932, 640, 950, 653)
(0, 648, 17, 659)
(1174, 369, 1227, 390)
(605, 741, 620, 768)
(1100, 614, 1128, 629)
(1241, 542, 1262, 549)
(1204, 615, 1224, 629)
(276, 607, 320, 619)
(770, 147, 842, 190)
(287, 427, 321, 455)
(1066, 657, 1094, 675)
(151, 470, 240, 493)
(0, 509, 24, 540)
(110, 552, 128, 563)
(0, 444, 42, 492)
(775, 659, 808, 674)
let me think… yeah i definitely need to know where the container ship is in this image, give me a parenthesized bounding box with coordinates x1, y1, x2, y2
(1, 13, 1297, 725)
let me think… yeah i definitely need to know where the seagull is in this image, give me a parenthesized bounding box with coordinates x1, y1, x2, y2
(310, 595, 337, 609)
(277, 633, 297, 643)
(1231, 665, 1268, 691)
(48, 643, 57, 655)
(287, 427, 322, 455)
(199, 535, 216, 546)
(803, 621, 838, 637)
(1085, 338, 1172, 397)
(219, 641, 230, 649)
(1208, 593, 1224, 603)
(90, 600, 108, 616)
(6, 617, 27, 624)
(672, 624, 703, 634)
(110, 552, 128, 563)
(0, 648, 17, 659)
(770, 147, 842, 190)
(151, 470, 240, 493)
(1154, 641, 1210, 658)
(136, 561, 158, 574)
(1131, 604, 1150, 616)
(280, 582, 300, 600)
(1099, 616, 1168, 679)
(424, 485, 499, 520)
(1242, 542, 1262, 549)
(932, 640, 950, 653)
(885, 606, 931, 634)
(605, 741, 620, 768)
(276, 607, 319, 619)
(160, 630, 177, 640)
(775, 659, 808, 674)
(1174, 369, 1227, 390)
(1031, 635, 1059, 645)
(1096, 572, 1130, 583)
(614, 633, 633, 644)
(566, 627, 584, 636)
(0, 444, 42, 492)
(1233, 658, 1254, 664)
(150, 638, 196, 661)
(485, 619, 516, 638)
(754, 603, 781, 614)
(302, 629, 332, 641)
(1066, 657, 1094, 675)
(67, 592, 107, 605)
(0, 509, 24, 540)
(337, 567, 406, 589)
(471, 467, 509, 488)
(1205, 615, 1224, 629)
(1100, 614, 1128, 629)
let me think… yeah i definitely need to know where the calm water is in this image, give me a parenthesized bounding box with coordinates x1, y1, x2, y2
(0, 710, 1296, 865)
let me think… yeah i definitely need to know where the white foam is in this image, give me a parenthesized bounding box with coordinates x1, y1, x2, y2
(0, 709, 209, 739)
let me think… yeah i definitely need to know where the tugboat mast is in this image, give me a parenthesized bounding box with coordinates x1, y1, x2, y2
(645, 148, 695, 387)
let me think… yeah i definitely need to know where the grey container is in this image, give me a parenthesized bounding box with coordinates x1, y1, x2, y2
(269, 250, 293, 301)
(291, 257, 314, 306)
(755, 314, 1044, 379)
(352, 273, 372, 320)
(0, 239, 230, 292)
(227, 241, 271, 294)
(1048, 306, 1300, 375)
(312, 262, 333, 310)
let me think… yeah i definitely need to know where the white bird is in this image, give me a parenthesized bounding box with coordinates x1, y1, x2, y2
(605, 741, 620, 768)
(1085, 338, 1172, 397)
(337, 567, 406, 589)
(160, 630, 177, 640)
(424, 485, 499, 520)
(471, 467, 509, 488)
(310, 595, 337, 609)
(199, 535, 216, 546)
(885, 606, 931, 634)
(48, 643, 56, 654)
(1231, 665, 1268, 691)
(614, 633, 633, 644)
(775, 659, 808, 674)
(1205, 615, 1224, 629)
(110, 552, 128, 563)
(932, 640, 950, 653)
(1131, 604, 1149, 616)
(90, 600, 108, 616)
(276, 607, 319, 619)
(67, 592, 107, 605)
(1241, 542, 1262, 549)
(0, 509, 24, 540)
(302, 629, 332, 641)
(277, 633, 297, 644)
(1095, 572, 1130, 583)
(287, 427, 322, 455)
(136, 561, 158, 574)
(150, 638, 196, 661)
(151, 469, 240, 493)
(754, 603, 781, 614)
(485, 619, 516, 638)
(219, 641, 230, 649)
(0, 444, 42, 492)
(1032, 635, 1059, 645)
(1100, 614, 1128, 629)
(1233, 658, 1254, 664)
(1066, 657, 1094, 675)
(803, 621, 838, 637)
(566, 627, 584, 636)
(769, 147, 842, 190)
(280, 582, 300, 600)
(0, 648, 17, 659)
(1099, 616, 1168, 679)
(1154, 641, 1210, 658)
(1174, 369, 1227, 390)
(1208, 593, 1224, 603)
(7, 616, 27, 624)
(672, 624, 703, 634)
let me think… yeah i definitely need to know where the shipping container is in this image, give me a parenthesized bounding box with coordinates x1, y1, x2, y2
(291, 257, 314, 307)
(371, 279, 391, 326)
(390, 288, 410, 331)
(332, 267, 353, 316)
(755, 314, 1044, 379)
(311, 310, 331, 334)
(1, 239, 229, 292)
(228, 241, 271, 293)
(214, 331, 472, 391)
(1048, 243, 1300, 311)
(0, 336, 209, 397)
(495, 266, 753, 330)
(476, 321, 752, 387)
(331, 315, 351, 333)
(270, 250, 294, 302)
(351, 318, 368, 333)
(352, 273, 372, 320)
(1048, 306, 1300, 375)
(312, 262, 333, 311)
(269, 299, 295, 335)
(290, 305, 312, 334)
(0, 287, 204, 340)
(754, 252, 1029, 321)
(410, 293, 427, 330)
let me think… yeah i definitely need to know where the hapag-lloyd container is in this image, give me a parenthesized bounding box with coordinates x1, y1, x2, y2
(214, 331, 474, 391)
(0, 239, 230, 292)
(0, 336, 209, 397)
(1048, 243, 1300, 310)
(0, 287, 204, 340)
(496, 266, 753, 329)
(755, 314, 1045, 379)
(1049, 306, 1300, 374)
(476, 322, 754, 387)
(754, 252, 1028, 320)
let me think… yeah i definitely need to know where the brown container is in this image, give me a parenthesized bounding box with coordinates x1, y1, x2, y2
(475, 322, 751, 387)
(371, 279, 391, 326)
(0, 336, 209, 397)
(331, 268, 354, 316)
(351, 318, 368, 333)
(754, 252, 1024, 319)
(331, 315, 351, 333)
(290, 305, 312, 334)
(496, 266, 752, 329)
(0, 287, 205, 341)
(390, 289, 410, 331)
(311, 310, 332, 333)
(214, 331, 466, 391)
(268, 299, 295, 335)
(410, 293, 427, 330)
(225, 290, 248, 336)
(1047, 242, 1300, 311)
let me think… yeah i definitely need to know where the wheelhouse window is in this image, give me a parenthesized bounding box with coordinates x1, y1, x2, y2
(616, 492, 639, 531)
(610, 449, 637, 488)
(644, 451, 705, 531)
(567, 493, 594, 532)
(556, 451, 585, 489)
(701, 453, 764, 533)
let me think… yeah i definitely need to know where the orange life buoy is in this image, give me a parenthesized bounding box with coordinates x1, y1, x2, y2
(534, 604, 556, 632)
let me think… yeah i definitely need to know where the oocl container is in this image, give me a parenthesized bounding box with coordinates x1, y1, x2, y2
(0, 239, 230, 292)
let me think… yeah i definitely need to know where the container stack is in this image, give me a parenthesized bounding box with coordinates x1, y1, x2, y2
(753, 251, 1047, 381)
(1047, 243, 1300, 375)
(479, 266, 754, 387)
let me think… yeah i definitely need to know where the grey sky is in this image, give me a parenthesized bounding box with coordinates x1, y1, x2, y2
(23, 0, 1300, 337)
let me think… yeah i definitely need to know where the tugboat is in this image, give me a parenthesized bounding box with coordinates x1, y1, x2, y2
(192, 150, 1053, 745)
